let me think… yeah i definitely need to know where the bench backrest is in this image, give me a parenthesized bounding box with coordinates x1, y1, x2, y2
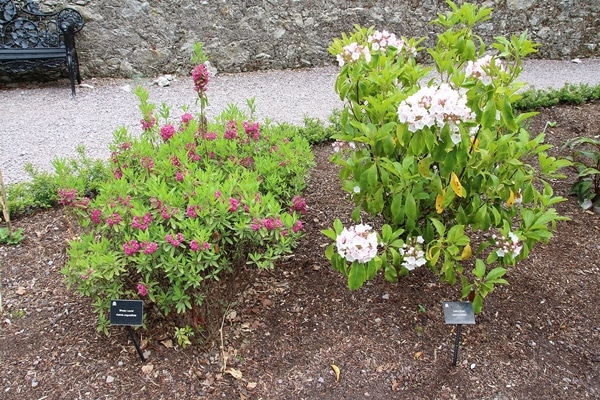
(0, 0, 84, 50)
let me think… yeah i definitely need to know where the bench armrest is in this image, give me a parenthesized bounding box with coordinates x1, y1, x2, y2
(57, 8, 85, 34)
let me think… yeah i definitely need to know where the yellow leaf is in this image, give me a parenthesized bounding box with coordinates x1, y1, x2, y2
(330, 364, 341, 382)
(435, 190, 445, 214)
(225, 368, 243, 380)
(450, 172, 464, 198)
(418, 158, 431, 177)
(141, 364, 154, 374)
(461, 243, 472, 260)
(469, 136, 480, 151)
(506, 189, 515, 207)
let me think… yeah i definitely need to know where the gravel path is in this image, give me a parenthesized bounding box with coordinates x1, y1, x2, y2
(1, 58, 600, 184)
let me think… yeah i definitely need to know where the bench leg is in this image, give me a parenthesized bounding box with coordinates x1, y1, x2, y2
(66, 49, 76, 96)
(74, 50, 82, 84)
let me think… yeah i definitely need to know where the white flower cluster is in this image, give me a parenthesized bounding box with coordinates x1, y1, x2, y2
(400, 236, 427, 271)
(331, 140, 356, 153)
(465, 55, 505, 85)
(336, 223, 379, 263)
(336, 42, 372, 67)
(492, 232, 522, 258)
(397, 83, 476, 136)
(368, 30, 414, 54)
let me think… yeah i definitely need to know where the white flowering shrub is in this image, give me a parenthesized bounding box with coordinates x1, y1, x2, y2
(323, 1, 570, 313)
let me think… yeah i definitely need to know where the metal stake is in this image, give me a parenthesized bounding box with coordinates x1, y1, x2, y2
(452, 324, 462, 366)
(127, 326, 146, 363)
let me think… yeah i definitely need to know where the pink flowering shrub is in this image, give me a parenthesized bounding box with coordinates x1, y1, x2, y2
(61, 44, 313, 334)
(324, 3, 569, 313)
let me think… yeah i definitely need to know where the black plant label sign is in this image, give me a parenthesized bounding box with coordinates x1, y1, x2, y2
(443, 301, 476, 325)
(110, 299, 143, 326)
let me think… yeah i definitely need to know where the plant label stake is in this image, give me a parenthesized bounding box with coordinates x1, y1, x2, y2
(110, 299, 145, 362)
(443, 301, 475, 366)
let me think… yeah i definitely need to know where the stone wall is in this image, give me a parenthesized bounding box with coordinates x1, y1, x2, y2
(57, 0, 600, 78)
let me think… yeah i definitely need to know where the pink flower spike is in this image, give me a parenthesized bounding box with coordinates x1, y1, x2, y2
(137, 283, 148, 296)
(190, 240, 200, 252)
(192, 63, 210, 94)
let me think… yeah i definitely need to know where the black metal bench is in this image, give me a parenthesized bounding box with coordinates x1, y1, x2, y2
(0, 0, 85, 96)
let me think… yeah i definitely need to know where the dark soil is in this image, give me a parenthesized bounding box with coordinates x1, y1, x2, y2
(1, 103, 599, 400)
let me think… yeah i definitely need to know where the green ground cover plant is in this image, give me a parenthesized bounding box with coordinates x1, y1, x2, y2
(323, 0, 570, 313)
(563, 135, 600, 210)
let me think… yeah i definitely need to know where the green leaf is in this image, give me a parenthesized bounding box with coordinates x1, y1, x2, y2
(391, 193, 405, 224)
(472, 293, 483, 314)
(322, 228, 337, 241)
(473, 259, 486, 279)
(384, 264, 398, 282)
(348, 262, 367, 290)
(430, 217, 446, 237)
(405, 192, 417, 221)
(485, 267, 506, 281)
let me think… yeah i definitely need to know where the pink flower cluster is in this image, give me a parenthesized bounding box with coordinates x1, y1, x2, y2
(140, 115, 156, 131)
(190, 240, 211, 252)
(137, 283, 148, 296)
(181, 113, 194, 125)
(336, 42, 371, 67)
(203, 131, 217, 141)
(186, 205, 200, 218)
(243, 121, 260, 140)
(250, 216, 284, 231)
(106, 212, 122, 227)
(224, 120, 239, 140)
(123, 239, 141, 256)
(290, 196, 307, 214)
(192, 63, 210, 94)
(115, 238, 158, 256)
(141, 156, 155, 171)
(292, 220, 303, 233)
(229, 197, 240, 212)
(397, 83, 475, 134)
(186, 142, 201, 162)
(90, 209, 102, 224)
(141, 241, 158, 255)
(160, 124, 175, 141)
(58, 188, 78, 206)
(166, 232, 185, 247)
(132, 213, 153, 230)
